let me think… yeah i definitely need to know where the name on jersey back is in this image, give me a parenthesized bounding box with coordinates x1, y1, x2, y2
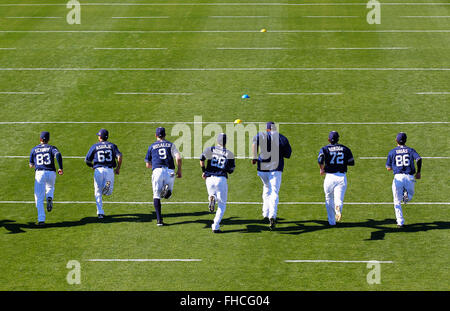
(152, 142, 171, 149)
(328, 146, 343, 152)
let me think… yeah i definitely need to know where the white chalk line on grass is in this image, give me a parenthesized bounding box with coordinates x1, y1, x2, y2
(0, 67, 449, 71)
(416, 92, 450, 95)
(267, 92, 342, 95)
(0, 92, 45, 95)
(1, 30, 450, 34)
(87, 259, 202, 262)
(327, 47, 409, 50)
(303, 16, 360, 18)
(1, 3, 449, 7)
(111, 16, 169, 19)
(401, 16, 450, 18)
(209, 16, 269, 18)
(0, 48, 16, 50)
(0, 201, 448, 205)
(5, 16, 62, 19)
(0, 121, 448, 125)
(115, 92, 193, 95)
(285, 260, 394, 263)
(94, 48, 167, 50)
(217, 47, 288, 50)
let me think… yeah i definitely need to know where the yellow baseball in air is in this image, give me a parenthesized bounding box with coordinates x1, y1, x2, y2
(260, 28, 267, 32)
(234, 119, 242, 124)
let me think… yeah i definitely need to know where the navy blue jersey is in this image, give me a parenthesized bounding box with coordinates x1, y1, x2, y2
(200, 146, 235, 178)
(386, 145, 421, 175)
(29, 144, 62, 171)
(252, 131, 292, 172)
(145, 140, 179, 170)
(318, 144, 354, 173)
(85, 141, 122, 169)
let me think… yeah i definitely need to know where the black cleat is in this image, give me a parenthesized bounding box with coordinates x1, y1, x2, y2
(212, 229, 222, 234)
(46, 197, 53, 212)
(36, 221, 45, 226)
(160, 184, 171, 199)
(98, 214, 105, 220)
(402, 189, 409, 204)
(208, 195, 216, 213)
(269, 218, 276, 230)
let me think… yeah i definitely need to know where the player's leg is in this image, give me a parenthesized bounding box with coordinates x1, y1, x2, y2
(268, 171, 282, 220)
(323, 174, 336, 225)
(333, 174, 347, 222)
(103, 168, 115, 196)
(161, 169, 175, 199)
(212, 177, 228, 232)
(257, 171, 271, 219)
(151, 168, 164, 225)
(34, 171, 46, 223)
(44, 171, 57, 212)
(392, 175, 405, 226)
(205, 176, 217, 212)
(102, 168, 114, 196)
(94, 168, 106, 216)
(404, 175, 415, 202)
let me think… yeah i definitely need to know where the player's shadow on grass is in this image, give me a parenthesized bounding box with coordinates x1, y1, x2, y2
(0, 211, 210, 234)
(274, 218, 450, 240)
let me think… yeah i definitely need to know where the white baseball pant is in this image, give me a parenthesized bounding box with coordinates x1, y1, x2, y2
(257, 171, 282, 219)
(392, 173, 416, 226)
(34, 170, 56, 222)
(94, 167, 115, 215)
(323, 172, 347, 225)
(205, 176, 228, 231)
(152, 167, 175, 199)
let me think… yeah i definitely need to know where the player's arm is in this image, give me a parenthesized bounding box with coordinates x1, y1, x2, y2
(386, 153, 393, 171)
(282, 136, 292, 159)
(251, 134, 259, 165)
(115, 154, 122, 175)
(55, 152, 64, 175)
(415, 158, 422, 179)
(226, 158, 236, 174)
(347, 149, 355, 166)
(29, 151, 35, 168)
(172, 144, 182, 178)
(145, 147, 152, 169)
(200, 159, 207, 179)
(318, 151, 326, 175)
(85, 147, 94, 168)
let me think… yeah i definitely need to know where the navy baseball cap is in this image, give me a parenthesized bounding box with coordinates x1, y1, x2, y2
(396, 132, 407, 144)
(329, 131, 339, 143)
(217, 133, 227, 146)
(40, 131, 50, 141)
(266, 121, 276, 131)
(97, 129, 109, 140)
(156, 127, 166, 138)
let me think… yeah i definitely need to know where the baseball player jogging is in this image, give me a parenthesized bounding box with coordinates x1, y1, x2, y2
(145, 127, 182, 226)
(386, 132, 422, 228)
(252, 122, 292, 230)
(85, 129, 122, 220)
(29, 131, 63, 225)
(200, 133, 235, 233)
(317, 131, 354, 226)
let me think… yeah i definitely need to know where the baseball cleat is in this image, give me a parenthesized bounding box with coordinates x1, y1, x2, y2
(160, 184, 170, 199)
(102, 181, 111, 195)
(98, 214, 105, 220)
(212, 229, 223, 233)
(335, 206, 342, 222)
(36, 221, 45, 226)
(269, 218, 276, 230)
(46, 197, 53, 212)
(208, 195, 216, 213)
(402, 189, 409, 204)
(157, 221, 165, 226)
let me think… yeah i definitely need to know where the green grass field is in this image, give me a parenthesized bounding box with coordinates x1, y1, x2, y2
(0, 0, 449, 292)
